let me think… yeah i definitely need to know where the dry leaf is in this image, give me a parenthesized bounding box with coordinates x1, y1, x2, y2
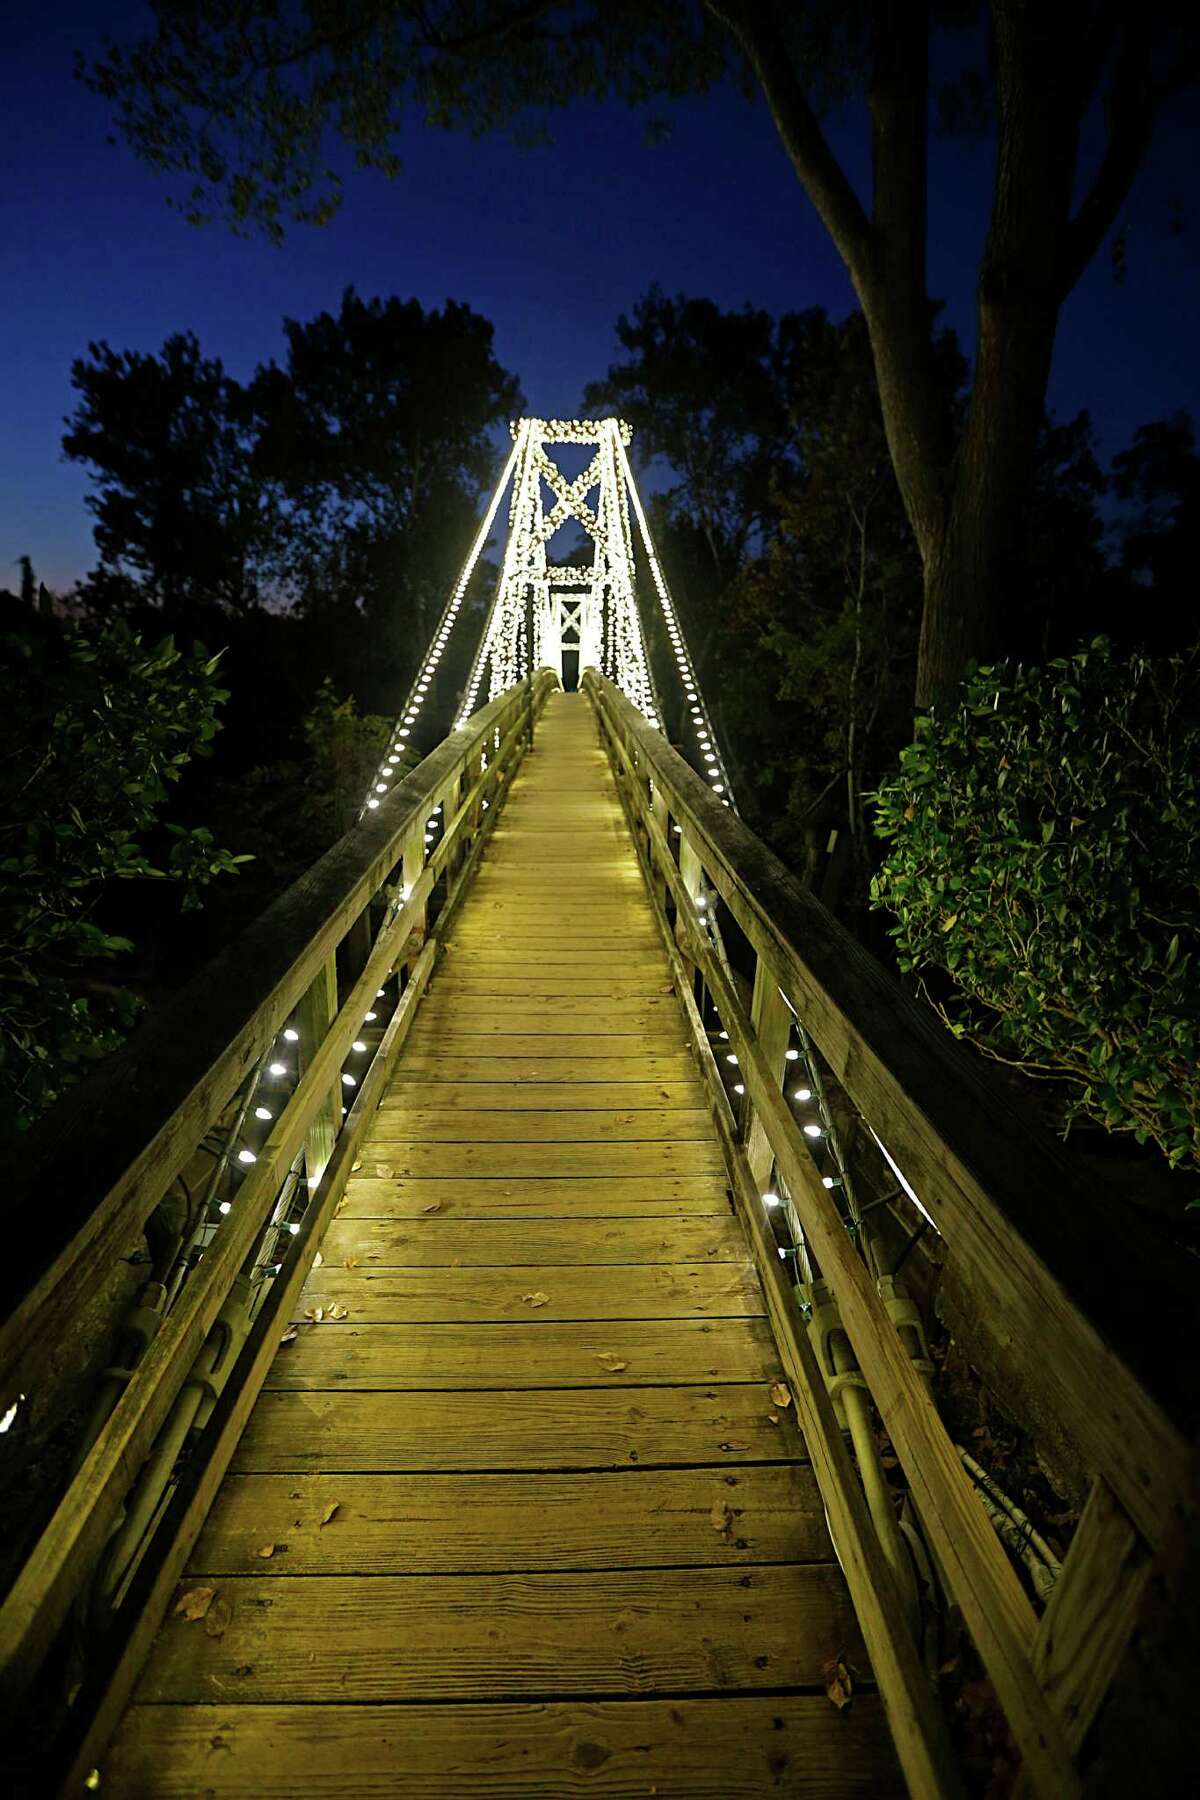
(823, 1657, 854, 1711)
(615, 1113, 635, 1125)
(343, 1257, 359, 1270)
(319, 1501, 340, 1528)
(279, 1325, 298, 1345)
(595, 1352, 629, 1373)
(770, 1381, 793, 1409)
(311, 1251, 323, 1270)
(422, 1200, 442, 1214)
(659, 1088, 671, 1099)
(256, 1543, 275, 1559)
(351, 1160, 362, 1173)
(374, 1164, 394, 1178)
(304, 1306, 324, 1324)
(327, 1303, 348, 1321)
(175, 1585, 215, 1622)
(521, 1290, 550, 1308)
(710, 1499, 733, 1534)
(767, 1412, 780, 1426)
(334, 1196, 349, 1217)
(719, 1441, 750, 1453)
(205, 1595, 233, 1639)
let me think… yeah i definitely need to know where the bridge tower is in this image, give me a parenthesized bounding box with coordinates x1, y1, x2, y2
(363, 417, 735, 816)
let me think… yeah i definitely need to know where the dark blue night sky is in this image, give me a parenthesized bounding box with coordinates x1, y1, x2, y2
(5, 2, 1199, 591)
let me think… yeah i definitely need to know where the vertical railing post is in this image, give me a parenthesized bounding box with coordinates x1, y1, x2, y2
(401, 818, 428, 955)
(650, 780, 670, 912)
(744, 957, 793, 1191)
(676, 832, 703, 976)
(296, 952, 339, 1188)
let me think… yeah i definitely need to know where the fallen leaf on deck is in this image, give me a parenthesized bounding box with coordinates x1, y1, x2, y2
(422, 1200, 442, 1214)
(770, 1382, 793, 1409)
(710, 1500, 733, 1534)
(767, 1412, 780, 1426)
(351, 1159, 363, 1173)
(327, 1303, 348, 1321)
(374, 1165, 395, 1179)
(719, 1441, 750, 1453)
(205, 1596, 233, 1639)
(615, 1113, 635, 1125)
(312, 1252, 323, 1270)
(319, 1502, 341, 1528)
(522, 1291, 550, 1308)
(344, 1257, 359, 1270)
(823, 1657, 854, 1711)
(175, 1586, 215, 1622)
(595, 1352, 629, 1373)
(304, 1307, 324, 1323)
(256, 1543, 275, 1559)
(279, 1325, 298, 1345)
(334, 1196, 349, 1216)
(659, 1088, 671, 1099)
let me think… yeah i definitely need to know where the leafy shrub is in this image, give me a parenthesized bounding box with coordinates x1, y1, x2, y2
(0, 616, 250, 1130)
(871, 639, 1200, 1172)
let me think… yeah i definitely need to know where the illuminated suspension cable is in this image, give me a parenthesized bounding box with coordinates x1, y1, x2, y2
(615, 433, 736, 810)
(362, 432, 523, 810)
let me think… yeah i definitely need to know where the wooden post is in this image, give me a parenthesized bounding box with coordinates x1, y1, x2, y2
(676, 832, 703, 974)
(650, 780, 670, 913)
(401, 817, 428, 956)
(295, 953, 339, 1190)
(744, 958, 792, 1190)
(1027, 1478, 1150, 1760)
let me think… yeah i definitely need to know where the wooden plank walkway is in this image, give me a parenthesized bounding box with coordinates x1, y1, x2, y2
(102, 693, 901, 1796)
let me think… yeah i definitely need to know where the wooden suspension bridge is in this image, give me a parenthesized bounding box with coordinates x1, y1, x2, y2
(0, 421, 1195, 1795)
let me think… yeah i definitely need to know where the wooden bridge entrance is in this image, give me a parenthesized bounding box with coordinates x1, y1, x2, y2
(101, 694, 900, 1794)
(1, 675, 1193, 1797)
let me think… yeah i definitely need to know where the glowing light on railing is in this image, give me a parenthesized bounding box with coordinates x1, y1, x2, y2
(288, 1221, 300, 1235)
(804, 1123, 823, 1140)
(733, 1083, 745, 1095)
(254, 1106, 272, 1121)
(269, 1062, 287, 1077)
(283, 1029, 299, 1043)
(364, 1011, 377, 1023)
(218, 1200, 231, 1215)
(351, 1040, 367, 1054)
(793, 1086, 813, 1102)
(762, 1193, 781, 1208)
(237, 1148, 256, 1165)
(726, 1054, 739, 1066)
(0, 1395, 24, 1434)
(341, 1073, 356, 1088)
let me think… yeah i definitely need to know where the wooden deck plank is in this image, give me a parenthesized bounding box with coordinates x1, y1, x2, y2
(230, 1383, 802, 1472)
(337, 1175, 731, 1217)
(291, 1262, 763, 1322)
(349, 1142, 728, 1179)
(377, 1080, 709, 1110)
(264, 1318, 780, 1390)
(393, 1054, 698, 1081)
(105, 1695, 903, 1798)
(190, 1464, 830, 1573)
(317, 1216, 744, 1268)
(365, 1107, 714, 1143)
(139, 1564, 863, 1703)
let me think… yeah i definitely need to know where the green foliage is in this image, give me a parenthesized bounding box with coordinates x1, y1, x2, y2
(871, 641, 1200, 1173)
(0, 616, 249, 1131)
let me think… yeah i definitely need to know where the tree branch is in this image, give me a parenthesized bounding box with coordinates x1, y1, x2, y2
(1058, 22, 1199, 300)
(704, 0, 878, 292)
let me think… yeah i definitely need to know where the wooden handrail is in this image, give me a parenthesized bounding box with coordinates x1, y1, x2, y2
(583, 669, 1193, 1798)
(0, 670, 558, 1721)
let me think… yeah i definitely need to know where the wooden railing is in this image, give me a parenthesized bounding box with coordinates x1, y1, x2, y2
(0, 670, 559, 1787)
(584, 670, 1196, 1799)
